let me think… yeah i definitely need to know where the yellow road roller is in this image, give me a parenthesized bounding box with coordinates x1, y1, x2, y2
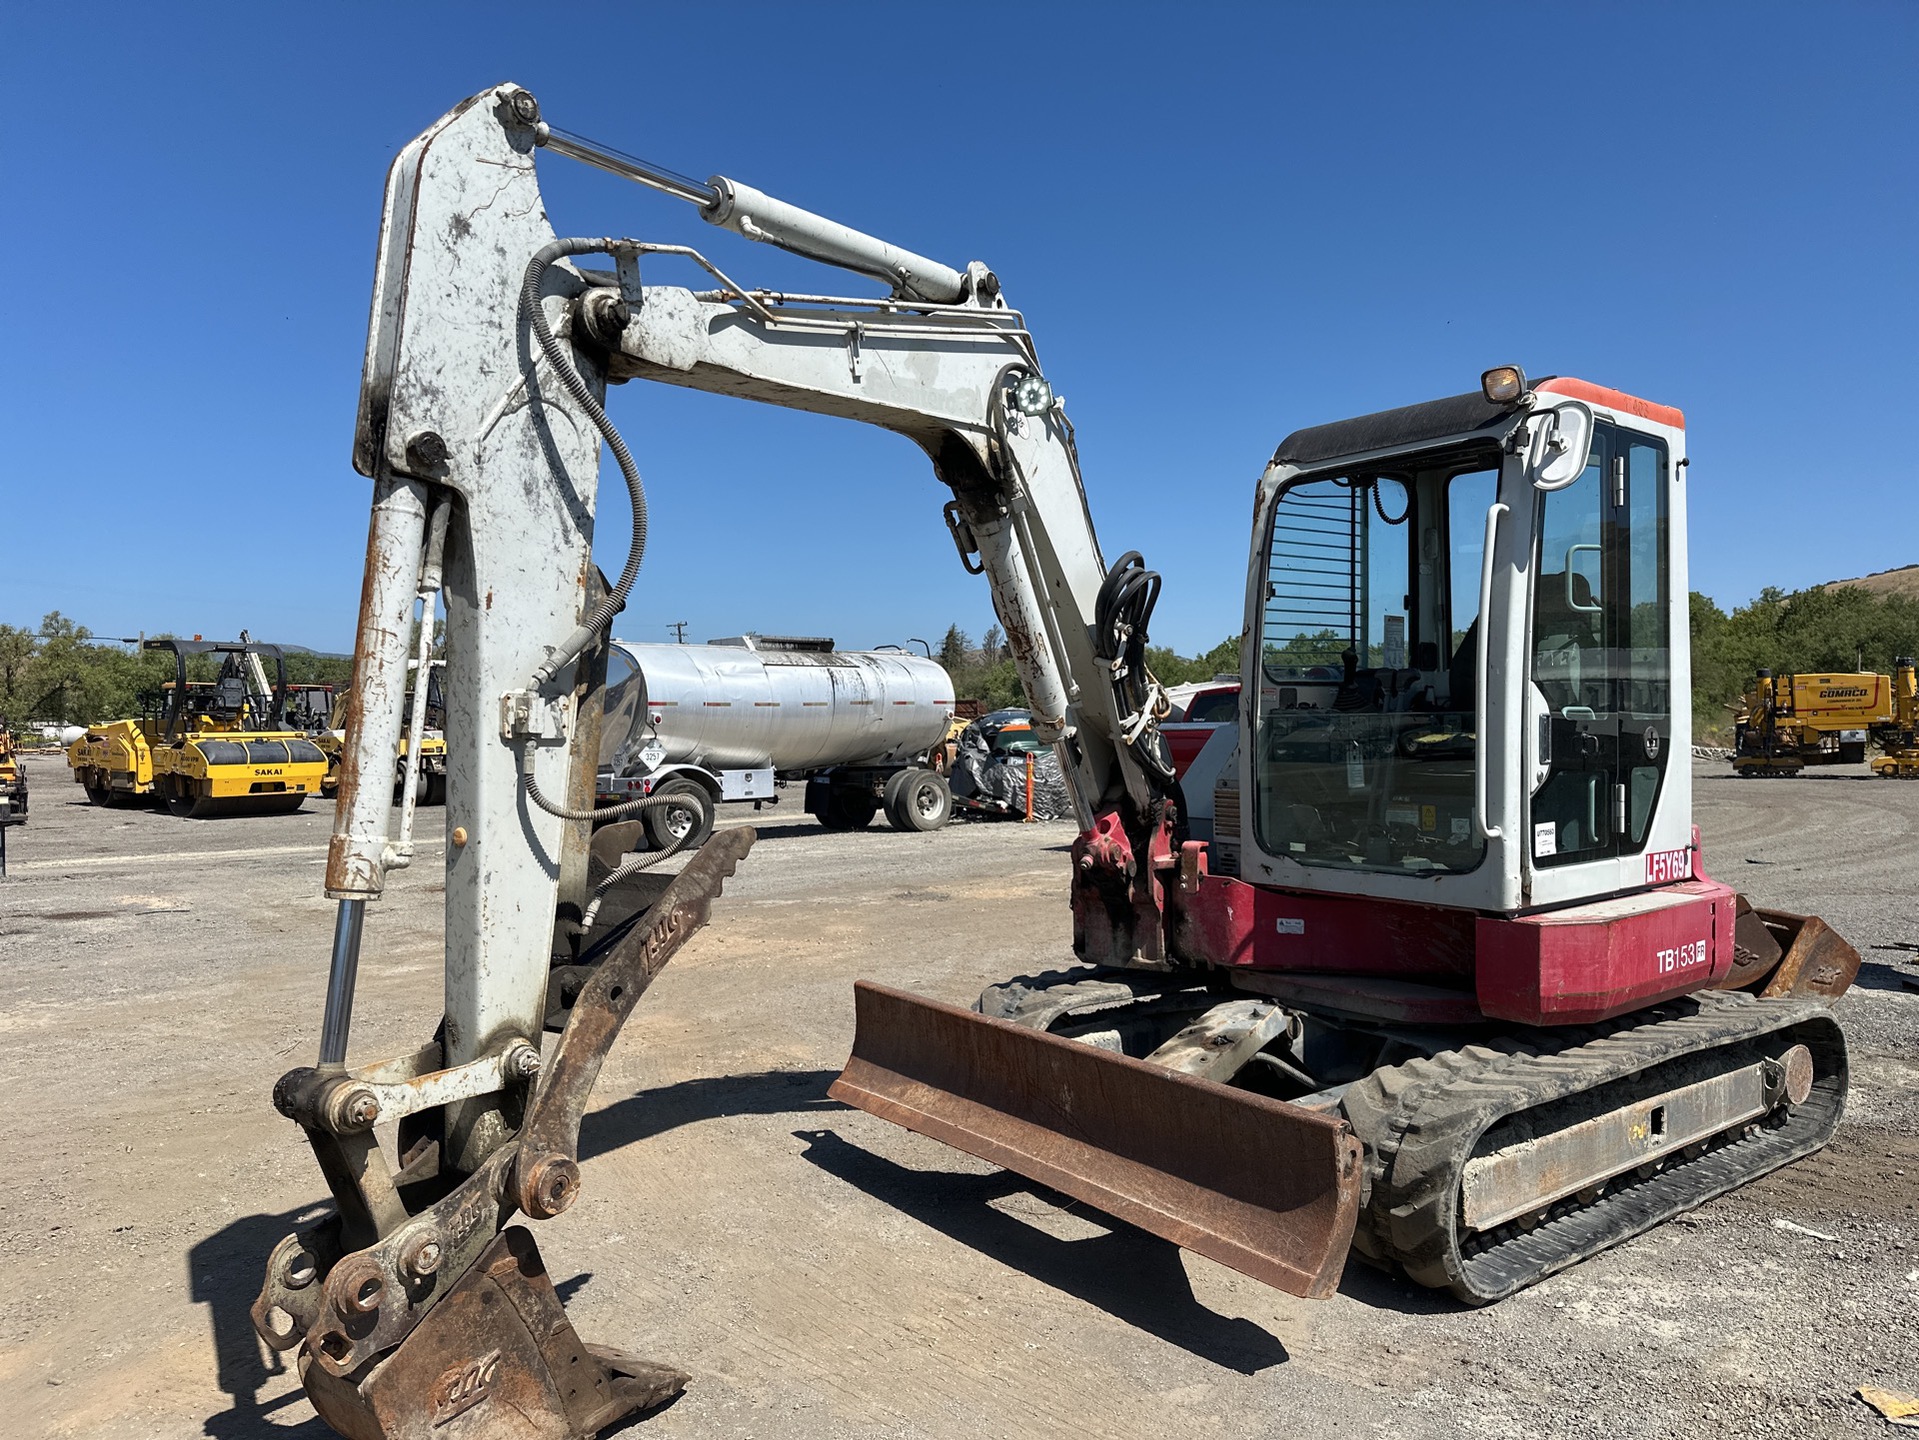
(68, 638, 329, 817)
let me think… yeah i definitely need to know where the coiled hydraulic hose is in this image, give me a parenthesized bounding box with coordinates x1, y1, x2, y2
(581, 836, 690, 931)
(1095, 552, 1176, 787)
(517, 753, 698, 929)
(519, 237, 649, 690)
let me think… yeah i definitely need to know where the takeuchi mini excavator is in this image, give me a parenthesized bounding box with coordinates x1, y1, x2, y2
(255, 85, 1861, 1440)
(67, 638, 330, 816)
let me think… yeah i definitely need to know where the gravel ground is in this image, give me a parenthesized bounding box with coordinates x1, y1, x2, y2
(0, 752, 1914, 1439)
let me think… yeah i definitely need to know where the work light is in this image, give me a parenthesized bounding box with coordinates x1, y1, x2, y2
(1481, 365, 1528, 405)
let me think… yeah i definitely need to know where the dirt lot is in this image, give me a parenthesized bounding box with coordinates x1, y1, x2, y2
(2, 753, 1916, 1439)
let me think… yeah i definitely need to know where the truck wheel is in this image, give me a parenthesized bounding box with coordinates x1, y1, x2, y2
(84, 772, 111, 806)
(885, 768, 951, 832)
(643, 779, 714, 850)
(821, 789, 877, 831)
(882, 768, 911, 814)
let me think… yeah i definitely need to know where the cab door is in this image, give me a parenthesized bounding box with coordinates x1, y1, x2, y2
(1524, 420, 1673, 900)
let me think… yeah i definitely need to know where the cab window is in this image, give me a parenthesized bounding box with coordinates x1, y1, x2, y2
(1252, 445, 1498, 876)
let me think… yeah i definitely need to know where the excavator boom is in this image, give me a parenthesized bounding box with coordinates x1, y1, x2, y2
(264, 82, 1355, 1440)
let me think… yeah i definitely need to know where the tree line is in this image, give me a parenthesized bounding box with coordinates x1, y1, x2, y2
(935, 621, 1240, 712)
(10, 584, 1916, 740)
(0, 613, 353, 730)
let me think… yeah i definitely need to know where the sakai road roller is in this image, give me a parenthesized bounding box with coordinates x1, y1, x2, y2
(67, 638, 329, 816)
(252, 86, 1859, 1440)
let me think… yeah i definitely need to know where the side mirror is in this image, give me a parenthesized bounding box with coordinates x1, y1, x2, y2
(1525, 400, 1594, 491)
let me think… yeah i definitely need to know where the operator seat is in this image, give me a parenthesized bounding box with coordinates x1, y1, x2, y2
(1533, 572, 1601, 711)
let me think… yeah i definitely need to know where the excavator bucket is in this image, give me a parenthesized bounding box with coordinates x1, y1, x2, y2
(830, 981, 1364, 1298)
(298, 1226, 685, 1440)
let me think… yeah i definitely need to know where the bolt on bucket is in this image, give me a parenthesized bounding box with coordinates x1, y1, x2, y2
(830, 981, 1364, 1298)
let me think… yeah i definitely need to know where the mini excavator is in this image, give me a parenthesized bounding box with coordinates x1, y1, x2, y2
(255, 85, 1859, 1439)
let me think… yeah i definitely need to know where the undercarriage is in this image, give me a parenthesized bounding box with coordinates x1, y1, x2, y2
(837, 953, 1849, 1305)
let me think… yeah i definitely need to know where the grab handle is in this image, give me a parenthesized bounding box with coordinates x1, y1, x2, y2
(1474, 503, 1509, 841)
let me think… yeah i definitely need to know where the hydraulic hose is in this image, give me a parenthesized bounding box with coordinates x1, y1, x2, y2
(519, 745, 674, 823)
(519, 237, 649, 688)
(581, 838, 690, 930)
(1095, 552, 1177, 788)
(516, 751, 698, 929)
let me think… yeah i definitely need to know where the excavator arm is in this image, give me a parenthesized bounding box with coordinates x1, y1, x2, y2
(256, 83, 1354, 1440)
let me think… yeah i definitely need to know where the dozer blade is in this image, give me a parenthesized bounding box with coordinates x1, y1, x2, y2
(830, 981, 1364, 1298)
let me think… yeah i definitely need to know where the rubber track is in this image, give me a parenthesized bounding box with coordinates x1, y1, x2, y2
(1340, 989, 1847, 1303)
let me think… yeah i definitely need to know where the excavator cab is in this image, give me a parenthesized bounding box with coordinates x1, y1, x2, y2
(1245, 371, 1687, 917)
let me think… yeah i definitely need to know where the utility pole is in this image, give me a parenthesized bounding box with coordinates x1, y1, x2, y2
(669, 621, 688, 644)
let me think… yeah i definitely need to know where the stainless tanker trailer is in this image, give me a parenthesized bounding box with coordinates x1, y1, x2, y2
(597, 635, 957, 847)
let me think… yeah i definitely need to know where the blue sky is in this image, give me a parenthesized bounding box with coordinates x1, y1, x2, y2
(4, 3, 1913, 657)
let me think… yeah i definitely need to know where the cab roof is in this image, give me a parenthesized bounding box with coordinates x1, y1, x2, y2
(1271, 376, 1683, 469)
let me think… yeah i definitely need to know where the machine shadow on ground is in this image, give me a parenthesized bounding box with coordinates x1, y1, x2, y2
(1332, 1256, 1455, 1315)
(792, 1128, 1290, 1374)
(579, 1069, 851, 1159)
(188, 1204, 335, 1440)
(1852, 958, 1919, 992)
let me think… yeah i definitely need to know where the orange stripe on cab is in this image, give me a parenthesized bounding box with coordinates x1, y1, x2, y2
(1536, 376, 1684, 431)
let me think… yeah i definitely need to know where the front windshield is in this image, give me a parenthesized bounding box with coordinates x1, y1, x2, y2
(1253, 446, 1499, 876)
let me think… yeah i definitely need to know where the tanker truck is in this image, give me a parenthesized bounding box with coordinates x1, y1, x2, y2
(597, 635, 956, 847)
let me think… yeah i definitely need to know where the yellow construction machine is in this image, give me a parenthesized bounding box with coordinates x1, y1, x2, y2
(1871, 658, 1919, 779)
(67, 638, 329, 816)
(0, 718, 26, 827)
(316, 660, 448, 804)
(1731, 668, 1897, 776)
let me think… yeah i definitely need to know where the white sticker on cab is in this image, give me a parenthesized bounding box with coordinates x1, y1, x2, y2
(1276, 918, 1305, 935)
(1533, 821, 1557, 858)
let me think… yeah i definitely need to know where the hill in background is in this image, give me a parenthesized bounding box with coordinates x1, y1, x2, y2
(1823, 564, 1919, 599)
